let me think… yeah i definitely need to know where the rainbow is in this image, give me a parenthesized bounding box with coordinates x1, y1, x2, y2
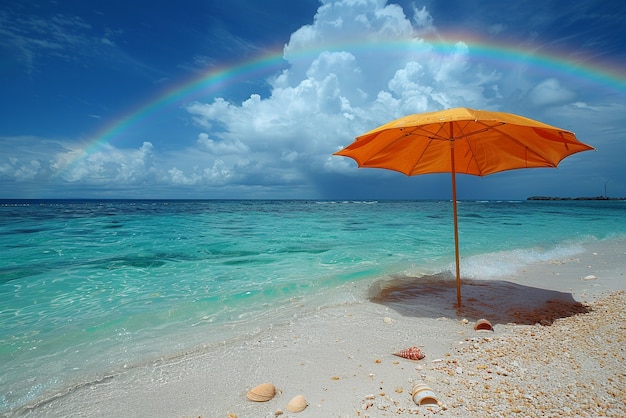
(79, 35, 626, 158)
(79, 49, 288, 153)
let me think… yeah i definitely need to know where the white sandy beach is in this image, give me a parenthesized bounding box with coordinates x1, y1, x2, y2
(17, 238, 626, 417)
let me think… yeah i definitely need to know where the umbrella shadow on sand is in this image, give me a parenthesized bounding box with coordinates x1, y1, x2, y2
(369, 273, 590, 325)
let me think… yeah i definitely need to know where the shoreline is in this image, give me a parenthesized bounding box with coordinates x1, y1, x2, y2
(13, 238, 626, 417)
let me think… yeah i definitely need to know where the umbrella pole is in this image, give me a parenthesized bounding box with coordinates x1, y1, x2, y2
(450, 137, 462, 308)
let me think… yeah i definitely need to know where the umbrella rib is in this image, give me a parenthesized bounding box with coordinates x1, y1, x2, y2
(473, 121, 559, 167)
(452, 122, 498, 140)
(458, 121, 564, 173)
(403, 128, 437, 175)
(355, 126, 435, 173)
(404, 124, 453, 175)
(404, 125, 450, 141)
(450, 120, 493, 176)
(405, 122, 493, 175)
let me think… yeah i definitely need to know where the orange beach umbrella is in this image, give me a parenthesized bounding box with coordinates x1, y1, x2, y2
(334, 107, 595, 307)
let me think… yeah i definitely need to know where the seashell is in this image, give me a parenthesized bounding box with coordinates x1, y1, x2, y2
(474, 319, 494, 332)
(246, 383, 276, 402)
(393, 346, 425, 361)
(286, 394, 308, 413)
(411, 383, 439, 406)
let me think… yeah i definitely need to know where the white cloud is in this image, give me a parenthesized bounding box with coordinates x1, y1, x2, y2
(181, 0, 503, 189)
(167, 167, 202, 185)
(203, 160, 233, 183)
(197, 133, 249, 154)
(55, 141, 156, 184)
(2, 0, 622, 199)
(411, 5, 435, 34)
(528, 78, 577, 107)
(12, 160, 41, 181)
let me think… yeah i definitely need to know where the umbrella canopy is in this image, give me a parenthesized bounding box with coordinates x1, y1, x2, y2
(334, 107, 595, 307)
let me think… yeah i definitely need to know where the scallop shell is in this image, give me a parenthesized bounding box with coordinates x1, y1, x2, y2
(474, 319, 494, 332)
(393, 346, 425, 361)
(246, 383, 276, 402)
(285, 394, 308, 413)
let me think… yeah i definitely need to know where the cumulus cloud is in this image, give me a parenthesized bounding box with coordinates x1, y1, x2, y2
(1, 0, 621, 198)
(196, 132, 249, 154)
(528, 78, 577, 107)
(1, 159, 42, 181)
(56, 141, 156, 184)
(181, 0, 502, 193)
(0, 136, 66, 181)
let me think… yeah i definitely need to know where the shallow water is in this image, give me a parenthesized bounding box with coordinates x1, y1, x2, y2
(1, 199, 625, 413)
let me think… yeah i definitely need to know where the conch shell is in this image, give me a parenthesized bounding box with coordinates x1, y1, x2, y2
(286, 394, 308, 413)
(246, 383, 276, 402)
(393, 346, 425, 360)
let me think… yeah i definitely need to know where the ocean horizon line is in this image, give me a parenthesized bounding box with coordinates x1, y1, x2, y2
(2, 197, 620, 203)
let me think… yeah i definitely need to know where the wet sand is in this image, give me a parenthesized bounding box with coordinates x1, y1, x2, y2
(16, 238, 626, 417)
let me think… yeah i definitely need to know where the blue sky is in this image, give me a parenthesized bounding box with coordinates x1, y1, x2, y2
(1, 0, 625, 200)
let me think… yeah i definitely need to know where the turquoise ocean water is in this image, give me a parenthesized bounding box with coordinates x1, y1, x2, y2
(1, 199, 625, 414)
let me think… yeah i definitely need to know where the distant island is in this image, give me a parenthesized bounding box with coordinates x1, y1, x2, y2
(527, 196, 626, 201)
